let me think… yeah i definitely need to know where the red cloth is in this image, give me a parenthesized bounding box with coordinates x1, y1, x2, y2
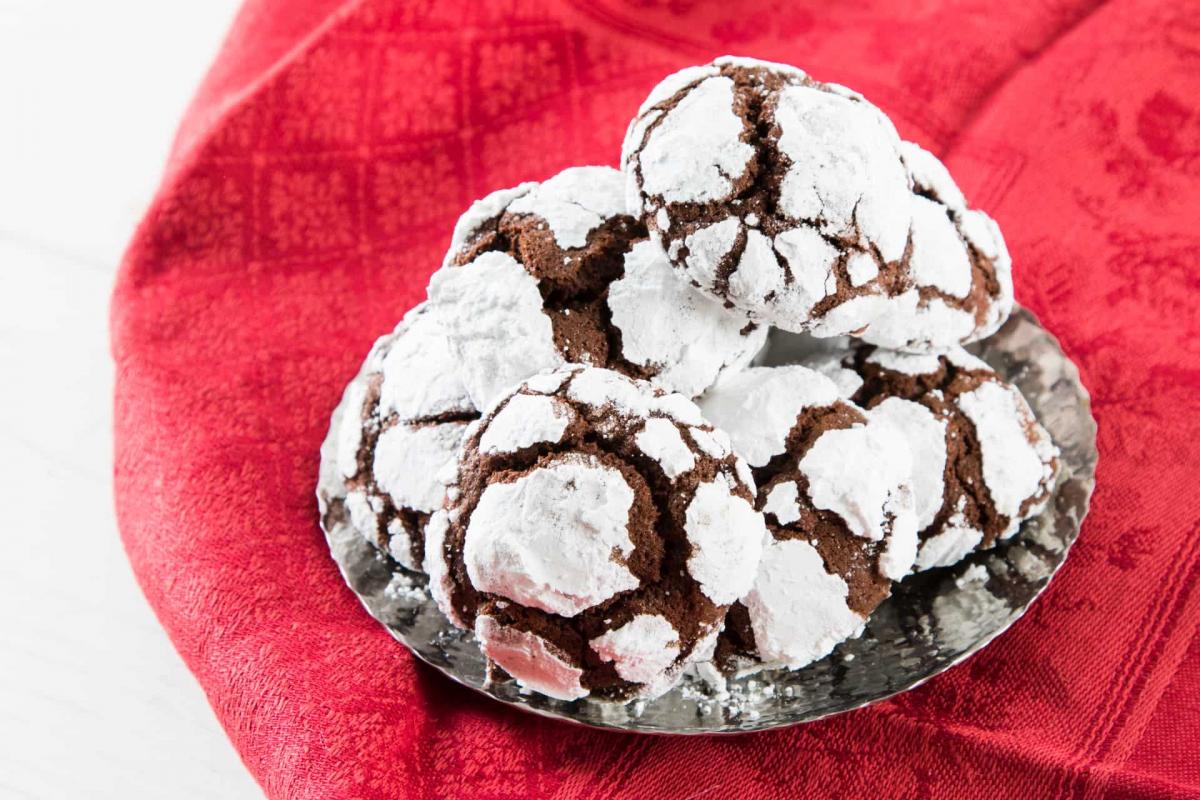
(112, 1, 1200, 797)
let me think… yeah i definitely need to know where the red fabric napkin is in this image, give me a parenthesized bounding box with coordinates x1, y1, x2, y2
(112, 1, 1200, 797)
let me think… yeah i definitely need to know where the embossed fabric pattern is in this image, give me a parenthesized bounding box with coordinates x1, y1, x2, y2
(111, 1, 1200, 797)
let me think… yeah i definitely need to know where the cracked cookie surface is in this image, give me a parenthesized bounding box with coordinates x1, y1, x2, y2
(336, 303, 480, 571)
(622, 57, 914, 335)
(428, 365, 766, 701)
(699, 365, 918, 671)
(811, 346, 1059, 571)
(858, 143, 1014, 351)
(428, 166, 765, 410)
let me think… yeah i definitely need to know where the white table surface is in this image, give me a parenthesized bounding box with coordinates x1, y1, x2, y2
(0, 2, 263, 797)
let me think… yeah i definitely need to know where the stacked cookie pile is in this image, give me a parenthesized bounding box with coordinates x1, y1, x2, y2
(331, 57, 1059, 703)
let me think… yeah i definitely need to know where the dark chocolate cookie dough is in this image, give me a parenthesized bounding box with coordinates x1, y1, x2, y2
(427, 166, 765, 409)
(426, 366, 766, 701)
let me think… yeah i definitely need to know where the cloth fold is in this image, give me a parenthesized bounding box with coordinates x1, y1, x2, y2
(112, 0, 1200, 797)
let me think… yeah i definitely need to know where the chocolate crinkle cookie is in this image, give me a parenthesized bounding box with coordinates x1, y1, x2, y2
(426, 365, 767, 701)
(858, 143, 1014, 351)
(621, 56, 914, 336)
(699, 365, 918, 671)
(427, 165, 766, 409)
(811, 346, 1059, 571)
(335, 303, 479, 572)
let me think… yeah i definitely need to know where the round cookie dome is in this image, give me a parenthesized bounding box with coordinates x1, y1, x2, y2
(426, 165, 766, 409)
(698, 365, 918, 671)
(335, 304, 479, 571)
(813, 346, 1059, 571)
(427, 365, 767, 701)
(621, 56, 913, 335)
(857, 143, 1014, 351)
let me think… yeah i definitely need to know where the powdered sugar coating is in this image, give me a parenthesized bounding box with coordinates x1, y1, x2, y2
(608, 238, 767, 398)
(869, 397, 948, 531)
(373, 422, 469, 513)
(685, 475, 766, 604)
(477, 393, 574, 455)
(464, 455, 640, 617)
(475, 615, 588, 701)
(806, 294, 892, 339)
(915, 498, 984, 571)
(699, 366, 840, 467)
(687, 425, 734, 459)
(906, 195, 973, 297)
(428, 251, 562, 409)
(522, 370, 568, 395)
(336, 381, 368, 479)
(589, 614, 682, 686)
(743, 538, 865, 669)
(865, 347, 943, 376)
(636, 75, 754, 205)
(773, 83, 911, 263)
(443, 183, 534, 266)
(878, 489, 920, 580)
(505, 166, 627, 249)
(424, 510, 460, 626)
(800, 421, 915, 542)
(565, 366, 702, 426)
(681, 218, 740, 289)
(858, 286, 978, 350)
(377, 303, 474, 421)
(763, 481, 801, 525)
(804, 352, 866, 398)
(944, 347, 992, 372)
(860, 142, 1014, 351)
(957, 381, 1059, 519)
(636, 417, 696, 479)
(344, 491, 381, 546)
(623, 57, 914, 334)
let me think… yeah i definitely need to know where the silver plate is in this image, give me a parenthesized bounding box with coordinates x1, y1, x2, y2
(316, 307, 1097, 734)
